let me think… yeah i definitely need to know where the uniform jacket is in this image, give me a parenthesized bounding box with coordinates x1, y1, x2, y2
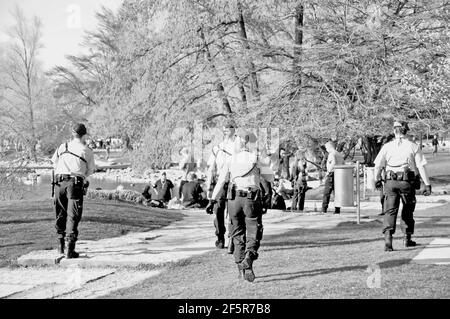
(374, 138, 427, 174)
(205, 139, 234, 190)
(211, 150, 274, 201)
(51, 139, 96, 178)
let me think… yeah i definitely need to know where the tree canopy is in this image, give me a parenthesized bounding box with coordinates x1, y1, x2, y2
(3, 1, 449, 168)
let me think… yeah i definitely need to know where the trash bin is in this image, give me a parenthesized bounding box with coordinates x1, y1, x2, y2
(334, 165, 354, 207)
(365, 167, 376, 191)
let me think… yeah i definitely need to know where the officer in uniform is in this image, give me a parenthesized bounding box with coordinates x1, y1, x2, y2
(321, 141, 345, 214)
(205, 120, 235, 251)
(206, 129, 272, 282)
(51, 124, 96, 258)
(374, 121, 432, 251)
(291, 149, 309, 212)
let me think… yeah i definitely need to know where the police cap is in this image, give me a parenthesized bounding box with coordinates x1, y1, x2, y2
(72, 123, 87, 137)
(235, 128, 257, 144)
(393, 120, 410, 132)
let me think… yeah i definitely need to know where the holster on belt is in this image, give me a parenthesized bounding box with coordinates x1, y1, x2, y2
(387, 168, 415, 182)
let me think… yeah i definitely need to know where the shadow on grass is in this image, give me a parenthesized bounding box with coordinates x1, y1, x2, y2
(257, 259, 411, 283)
(262, 237, 382, 251)
(0, 242, 34, 248)
(262, 230, 450, 252)
(0, 218, 54, 225)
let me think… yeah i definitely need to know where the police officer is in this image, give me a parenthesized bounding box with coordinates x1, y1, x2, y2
(291, 149, 309, 212)
(321, 141, 345, 214)
(51, 124, 96, 258)
(206, 129, 272, 282)
(374, 121, 432, 252)
(205, 120, 235, 250)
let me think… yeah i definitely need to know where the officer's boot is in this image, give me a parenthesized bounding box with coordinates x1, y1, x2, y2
(241, 252, 256, 283)
(215, 236, 225, 249)
(384, 232, 394, 252)
(57, 238, 65, 255)
(227, 239, 234, 254)
(66, 242, 80, 259)
(403, 234, 417, 247)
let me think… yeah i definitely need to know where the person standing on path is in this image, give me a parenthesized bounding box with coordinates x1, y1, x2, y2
(321, 141, 344, 214)
(206, 129, 272, 282)
(432, 135, 439, 157)
(291, 149, 309, 212)
(205, 120, 236, 251)
(51, 123, 96, 259)
(374, 121, 432, 252)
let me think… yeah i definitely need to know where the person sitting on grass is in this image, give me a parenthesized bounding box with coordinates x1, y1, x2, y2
(141, 184, 153, 204)
(181, 172, 208, 209)
(152, 172, 174, 208)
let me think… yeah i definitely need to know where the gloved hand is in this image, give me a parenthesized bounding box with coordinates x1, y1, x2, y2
(423, 185, 432, 196)
(375, 180, 383, 190)
(83, 181, 90, 196)
(206, 200, 216, 214)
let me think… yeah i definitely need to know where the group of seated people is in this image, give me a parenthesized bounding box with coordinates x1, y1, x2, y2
(142, 171, 208, 209)
(142, 146, 317, 211)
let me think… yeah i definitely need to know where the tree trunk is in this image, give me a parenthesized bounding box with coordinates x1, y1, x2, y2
(219, 38, 247, 108)
(26, 71, 38, 162)
(199, 27, 233, 114)
(361, 136, 383, 166)
(237, 0, 260, 101)
(293, 4, 304, 90)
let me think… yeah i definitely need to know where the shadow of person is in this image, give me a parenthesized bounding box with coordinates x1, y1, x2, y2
(257, 259, 411, 283)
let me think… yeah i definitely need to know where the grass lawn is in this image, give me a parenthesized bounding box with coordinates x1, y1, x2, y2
(0, 199, 183, 268)
(106, 203, 450, 299)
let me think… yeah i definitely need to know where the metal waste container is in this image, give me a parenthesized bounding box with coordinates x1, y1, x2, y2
(365, 167, 376, 191)
(334, 165, 354, 207)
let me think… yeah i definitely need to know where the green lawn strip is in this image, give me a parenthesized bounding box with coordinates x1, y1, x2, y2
(0, 199, 183, 267)
(105, 204, 450, 299)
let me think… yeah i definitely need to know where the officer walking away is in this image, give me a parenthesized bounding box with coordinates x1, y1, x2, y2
(51, 123, 96, 258)
(205, 120, 235, 250)
(206, 129, 272, 282)
(291, 149, 309, 212)
(432, 135, 439, 157)
(374, 121, 432, 252)
(321, 141, 344, 214)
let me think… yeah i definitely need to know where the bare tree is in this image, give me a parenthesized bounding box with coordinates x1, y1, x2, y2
(0, 6, 43, 162)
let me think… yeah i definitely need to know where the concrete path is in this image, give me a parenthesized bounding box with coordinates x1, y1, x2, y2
(19, 203, 379, 268)
(412, 238, 450, 265)
(0, 268, 160, 299)
(2, 199, 447, 299)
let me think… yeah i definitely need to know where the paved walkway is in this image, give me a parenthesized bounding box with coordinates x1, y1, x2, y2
(1, 200, 447, 298)
(412, 238, 450, 265)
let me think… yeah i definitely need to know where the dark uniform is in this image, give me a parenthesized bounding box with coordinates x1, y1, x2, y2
(207, 129, 273, 282)
(374, 121, 432, 251)
(291, 156, 308, 211)
(181, 180, 207, 208)
(51, 124, 95, 258)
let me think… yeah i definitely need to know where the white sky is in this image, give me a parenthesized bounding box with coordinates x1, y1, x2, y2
(0, 0, 124, 71)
